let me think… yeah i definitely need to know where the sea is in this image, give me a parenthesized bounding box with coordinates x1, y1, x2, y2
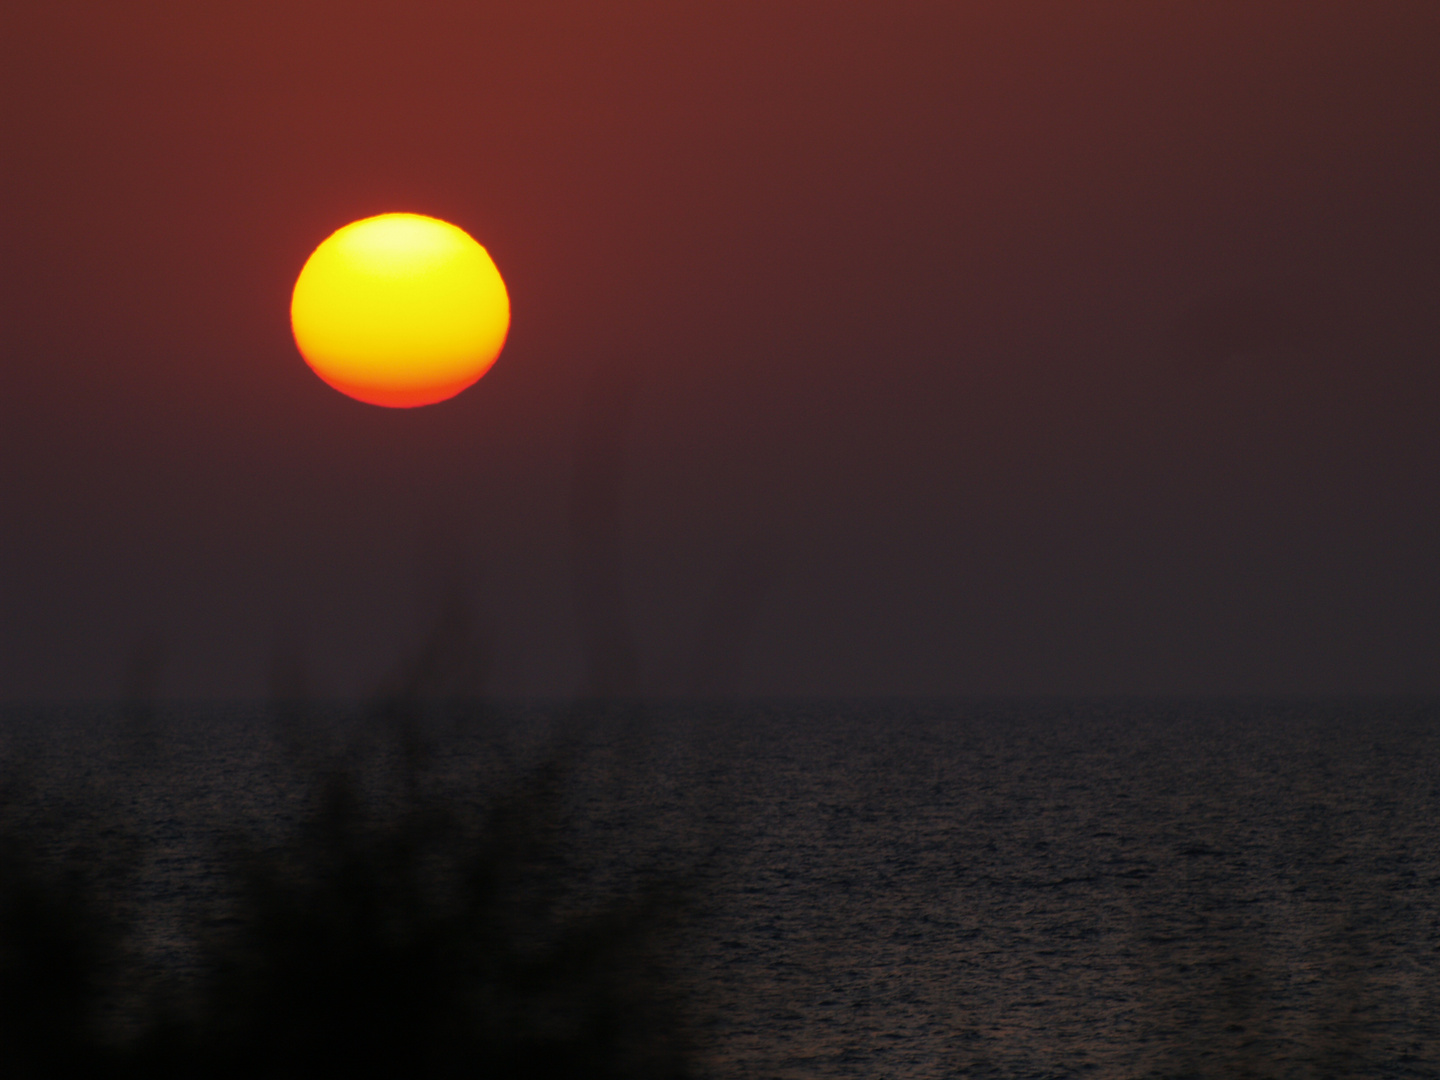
(2, 698, 1438, 1078)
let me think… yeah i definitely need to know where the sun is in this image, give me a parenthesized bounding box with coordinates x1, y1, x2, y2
(290, 213, 510, 408)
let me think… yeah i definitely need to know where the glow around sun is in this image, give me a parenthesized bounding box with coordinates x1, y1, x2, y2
(290, 213, 510, 408)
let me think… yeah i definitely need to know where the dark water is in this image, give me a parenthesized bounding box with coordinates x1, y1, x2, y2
(3, 699, 1439, 1078)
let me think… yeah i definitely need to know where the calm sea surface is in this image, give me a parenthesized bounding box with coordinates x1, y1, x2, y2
(3, 699, 1439, 1078)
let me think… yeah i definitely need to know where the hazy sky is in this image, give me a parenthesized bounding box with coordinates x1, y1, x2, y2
(3, 1, 1439, 699)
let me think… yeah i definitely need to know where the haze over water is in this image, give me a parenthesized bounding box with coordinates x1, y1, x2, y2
(3, 698, 1437, 1078)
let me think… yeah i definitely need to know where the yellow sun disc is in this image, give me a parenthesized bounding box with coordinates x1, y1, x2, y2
(290, 213, 510, 408)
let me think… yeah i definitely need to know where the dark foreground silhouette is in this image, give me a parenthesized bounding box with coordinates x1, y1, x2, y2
(0, 358, 734, 1079)
(0, 712, 696, 1080)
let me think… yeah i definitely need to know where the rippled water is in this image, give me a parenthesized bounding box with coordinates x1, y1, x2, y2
(3, 699, 1438, 1077)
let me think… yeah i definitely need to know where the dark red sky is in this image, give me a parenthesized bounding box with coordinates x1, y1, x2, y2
(3, 1, 1439, 698)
